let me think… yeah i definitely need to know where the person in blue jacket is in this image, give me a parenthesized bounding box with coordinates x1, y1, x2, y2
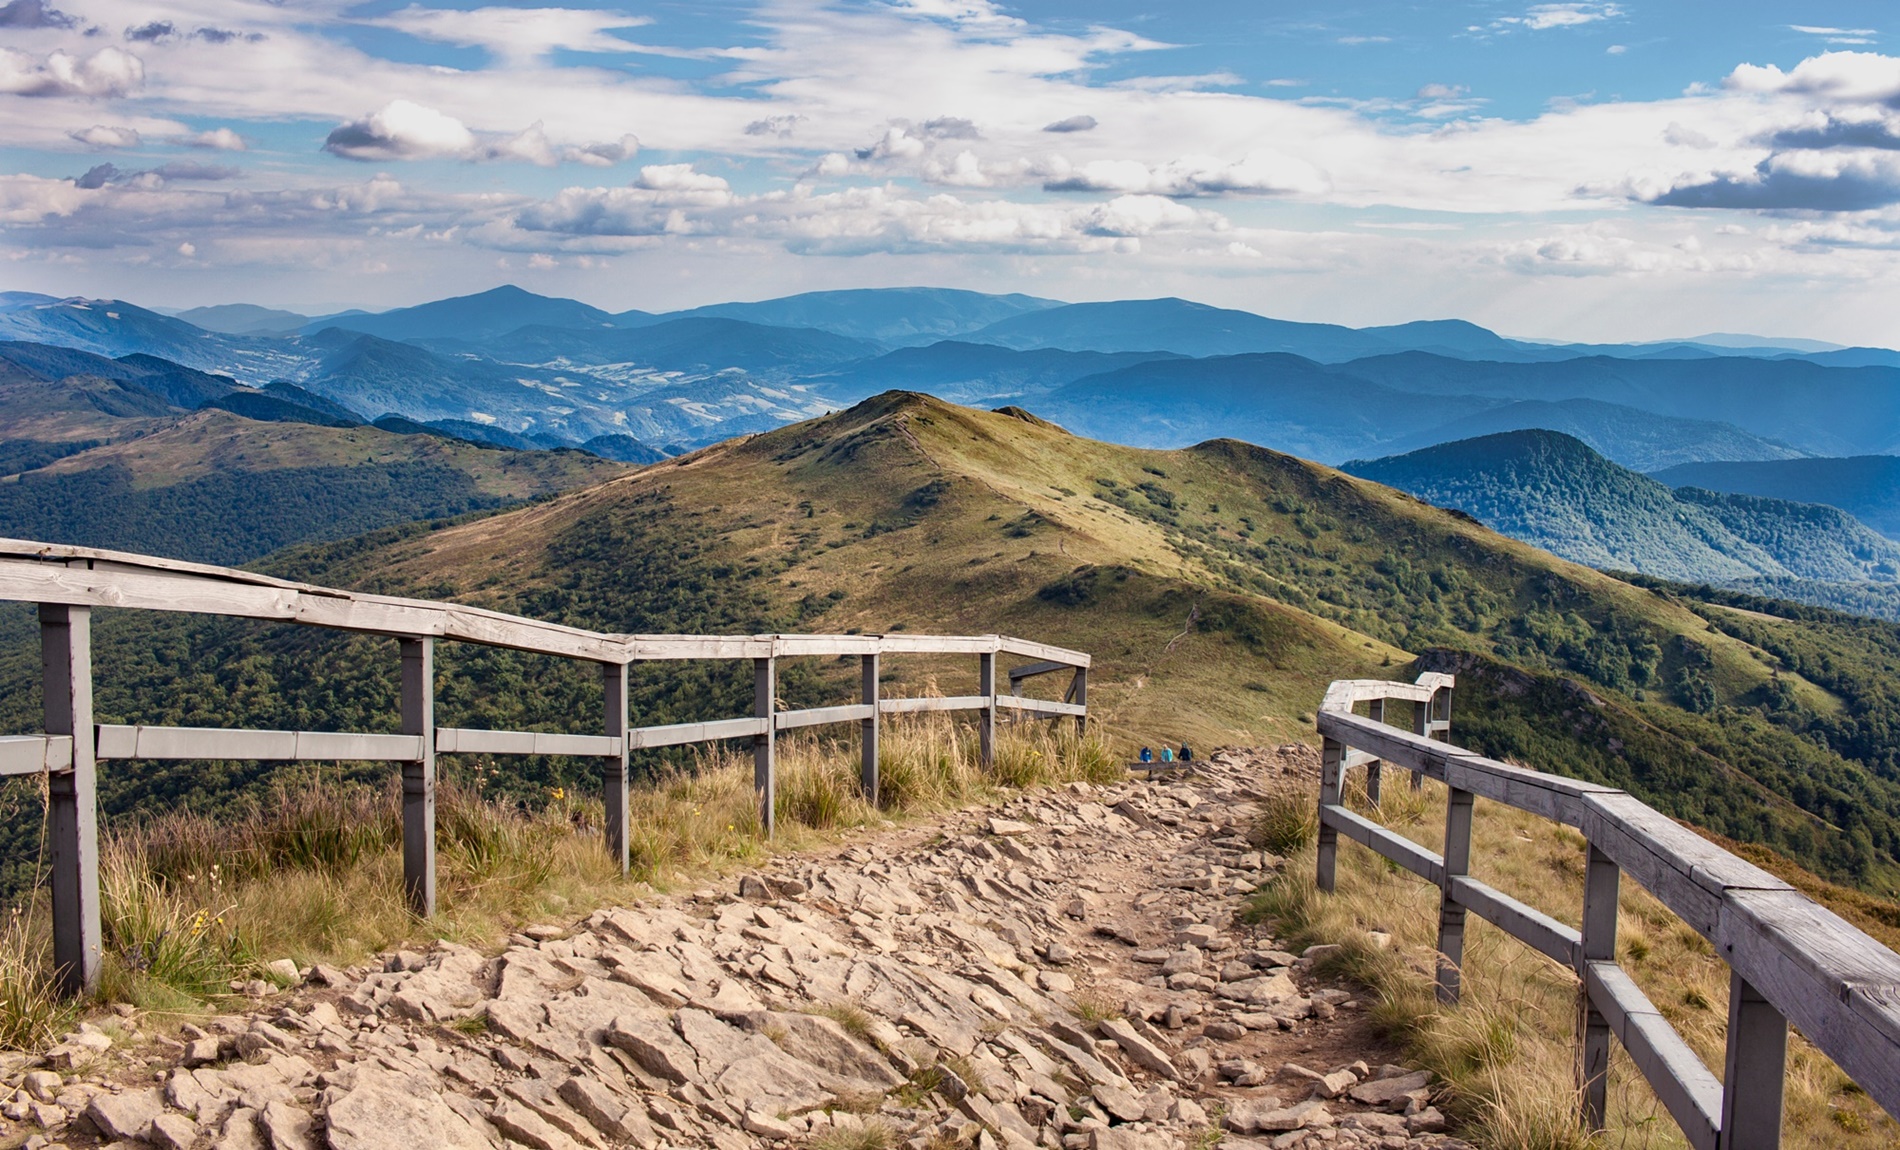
(1160, 746, 1174, 763)
(1138, 746, 1153, 763)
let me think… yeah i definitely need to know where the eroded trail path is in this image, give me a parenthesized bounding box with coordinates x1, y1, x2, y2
(22, 748, 1474, 1150)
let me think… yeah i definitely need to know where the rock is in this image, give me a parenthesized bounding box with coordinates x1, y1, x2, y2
(324, 1078, 494, 1150)
(215, 1106, 266, 1150)
(184, 1036, 224, 1068)
(1160, 950, 1204, 975)
(146, 1111, 199, 1150)
(988, 818, 1035, 836)
(1220, 1094, 1284, 1134)
(1300, 944, 1341, 964)
(266, 958, 302, 986)
(305, 963, 352, 988)
(1040, 971, 1076, 993)
(1201, 1021, 1245, 1041)
(259, 1100, 318, 1150)
(86, 1087, 165, 1141)
(743, 1110, 798, 1139)
(558, 1077, 655, 1147)
(1089, 1128, 1173, 1150)
(738, 875, 774, 900)
(491, 1097, 586, 1150)
(1348, 1070, 1432, 1110)
(22, 1071, 61, 1103)
(523, 924, 568, 941)
(1091, 1083, 1147, 1123)
(604, 1013, 699, 1084)
(1044, 942, 1075, 965)
(1169, 1098, 1206, 1124)
(1095, 1017, 1177, 1080)
(1407, 1106, 1450, 1134)
(1315, 1070, 1358, 1099)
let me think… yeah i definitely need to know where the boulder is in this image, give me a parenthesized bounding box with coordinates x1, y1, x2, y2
(323, 1078, 494, 1150)
(85, 1087, 166, 1141)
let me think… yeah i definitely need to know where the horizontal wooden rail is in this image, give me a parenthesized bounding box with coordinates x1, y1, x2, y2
(95, 725, 424, 762)
(0, 538, 1091, 998)
(434, 728, 622, 758)
(1314, 672, 1900, 1146)
(0, 735, 73, 776)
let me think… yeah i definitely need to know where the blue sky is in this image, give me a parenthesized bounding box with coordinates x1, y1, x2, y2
(3, 0, 1900, 343)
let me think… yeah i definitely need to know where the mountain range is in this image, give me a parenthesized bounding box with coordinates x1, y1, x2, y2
(6, 392, 1898, 905)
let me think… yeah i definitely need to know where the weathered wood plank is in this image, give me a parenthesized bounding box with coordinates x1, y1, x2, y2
(1007, 659, 1071, 683)
(880, 695, 989, 714)
(994, 696, 1087, 717)
(772, 635, 882, 657)
(1318, 804, 1447, 885)
(996, 636, 1091, 668)
(627, 635, 773, 660)
(0, 734, 72, 775)
(1585, 962, 1722, 1150)
(1449, 875, 1581, 967)
(42, 604, 98, 996)
(626, 717, 769, 749)
(434, 728, 623, 757)
(775, 704, 877, 730)
(93, 725, 425, 761)
(1581, 793, 1791, 939)
(875, 634, 1000, 655)
(1318, 673, 1453, 713)
(1718, 888, 1900, 1120)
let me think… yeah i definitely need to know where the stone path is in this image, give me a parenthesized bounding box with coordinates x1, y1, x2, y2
(3, 746, 1471, 1150)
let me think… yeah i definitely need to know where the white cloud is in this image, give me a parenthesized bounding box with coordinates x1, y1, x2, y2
(372, 6, 649, 65)
(178, 127, 247, 151)
(1079, 194, 1201, 237)
(325, 100, 477, 161)
(0, 47, 144, 98)
(924, 150, 990, 186)
(69, 124, 141, 149)
(633, 163, 731, 196)
(1041, 152, 1329, 198)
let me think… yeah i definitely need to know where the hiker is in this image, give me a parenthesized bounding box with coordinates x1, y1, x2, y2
(1179, 744, 1193, 763)
(1160, 746, 1174, 763)
(1139, 746, 1153, 763)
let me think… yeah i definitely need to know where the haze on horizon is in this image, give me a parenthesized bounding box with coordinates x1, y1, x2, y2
(3, 0, 1899, 345)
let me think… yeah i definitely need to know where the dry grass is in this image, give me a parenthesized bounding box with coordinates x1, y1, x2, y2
(1247, 775, 1900, 1150)
(1, 713, 1114, 1042)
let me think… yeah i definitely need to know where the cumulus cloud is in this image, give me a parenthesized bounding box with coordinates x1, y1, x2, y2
(855, 125, 928, 161)
(1041, 152, 1329, 197)
(1766, 109, 1900, 150)
(922, 150, 989, 186)
(69, 124, 141, 149)
(178, 127, 247, 151)
(1079, 194, 1200, 236)
(1642, 151, 1900, 211)
(1726, 51, 1900, 104)
(0, 0, 74, 28)
(1042, 115, 1096, 133)
(0, 47, 144, 98)
(632, 163, 730, 196)
(75, 160, 243, 189)
(324, 100, 478, 161)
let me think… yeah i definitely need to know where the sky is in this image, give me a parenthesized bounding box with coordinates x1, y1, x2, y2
(4, 0, 1900, 343)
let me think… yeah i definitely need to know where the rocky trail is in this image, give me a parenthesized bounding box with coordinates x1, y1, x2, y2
(3, 746, 1471, 1150)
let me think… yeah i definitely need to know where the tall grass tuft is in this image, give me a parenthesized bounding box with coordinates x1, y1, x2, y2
(0, 904, 69, 1048)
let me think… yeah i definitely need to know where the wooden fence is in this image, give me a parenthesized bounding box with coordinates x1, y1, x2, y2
(1314, 673, 1900, 1148)
(0, 539, 1090, 996)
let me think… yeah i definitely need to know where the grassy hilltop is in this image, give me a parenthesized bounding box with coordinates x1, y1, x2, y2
(4, 391, 1900, 901)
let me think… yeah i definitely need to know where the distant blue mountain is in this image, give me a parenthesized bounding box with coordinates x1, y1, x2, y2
(0, 297, 240, 372)
(1377, 397, 1806, 471)
(481, 316, 879, 376)
(661, 287, 1061, 346)
(174, 303, 311, 335)
(819, 341, 1183, 404)
(968, 297, 1410, 361)
(307, 285, 618, 342)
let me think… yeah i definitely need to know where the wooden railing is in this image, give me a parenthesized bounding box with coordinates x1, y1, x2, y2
(1314, 673, 1900, 1148)
(0, 539, 1090, 996)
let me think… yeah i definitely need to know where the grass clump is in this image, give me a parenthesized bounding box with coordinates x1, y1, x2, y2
(1251, 792, 1317, 856)
(1247, 776, 1900, 1149)
(813, 1001, 875, 1039)
(812, 1119, 895, 1150)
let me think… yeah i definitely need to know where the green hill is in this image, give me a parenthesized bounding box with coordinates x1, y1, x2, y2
(1343, 429, 1900, 585)
(8, 393, 1900, 903)
(1653, 455, 1900, 541)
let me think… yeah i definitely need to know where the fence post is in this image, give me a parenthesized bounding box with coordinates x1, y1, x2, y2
(1365, 697, 1384, 807)
(978, 651, 995, 768)
(399, 637, 435, 917)
(754, 656, 776, 836)
(41, 604, 99, 997)
(1410, 699, 1428, 791)
(1436, 784, 1474, 1004)
(860, 653, 879, 805)
(1070, 665, 1087, 738)
(1578, 844, 1620, 1130)
(602, 662, 629, 875)
(1719, 973, 1787, 1150)
(1317, 735, 1342, 893)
